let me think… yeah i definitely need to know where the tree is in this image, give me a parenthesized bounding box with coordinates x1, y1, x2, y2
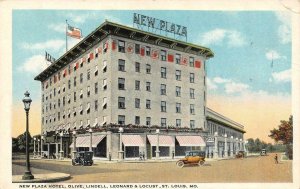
(269, 115, 293, 159)
(16, 131, 33, 152)
(12, 137, 19, 152)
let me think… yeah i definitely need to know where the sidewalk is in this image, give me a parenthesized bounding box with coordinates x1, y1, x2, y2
(12, 164, 70, 183)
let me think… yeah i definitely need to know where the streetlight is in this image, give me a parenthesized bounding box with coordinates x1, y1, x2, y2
(89, 128, 93, 152)
(118, 127, 124, 161)
(72, 130, 77, 159)
(22, 91, 34, 180)
(33, 137, 36, 158)
(155, 129, 160, 160)
(60, 132, 64, 160)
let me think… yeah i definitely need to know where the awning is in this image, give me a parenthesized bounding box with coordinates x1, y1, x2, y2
(147, 135, 174, 146)
(70, 135, 106, 148)
(92, 135, 106, 148)
(176, 135, 206, 147)
(122, 135, 145, 147)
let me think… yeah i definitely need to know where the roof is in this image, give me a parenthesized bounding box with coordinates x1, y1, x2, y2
(34, 20, 214, 81)
(206, 108, 246, 133)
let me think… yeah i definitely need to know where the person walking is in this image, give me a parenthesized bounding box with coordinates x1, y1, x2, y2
(274, 154, 279, 164)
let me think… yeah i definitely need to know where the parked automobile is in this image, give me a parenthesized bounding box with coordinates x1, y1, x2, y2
(260, 149, 267, 156)
(72, 151, 93, 166)
(235, 151, 245, 158)
(176, 151, 205, 168)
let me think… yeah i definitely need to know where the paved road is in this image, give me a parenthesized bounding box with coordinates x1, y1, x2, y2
(12, 153, 292, 183)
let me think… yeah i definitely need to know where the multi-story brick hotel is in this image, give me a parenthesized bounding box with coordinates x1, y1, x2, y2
(35, 18, 246, 160)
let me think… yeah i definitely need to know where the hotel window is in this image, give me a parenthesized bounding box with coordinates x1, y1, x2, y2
(146, 82, 151, 91)
(189, 57, 194, 67)
(135, 44, 140, 54)
(176, 86, 181, 97)
(161, 118, 167, 127)
(50, 78, 52, 86)
(95, 66, 98, 76)
(58, 99, 61, 107)
(161, 67, 167, 78)
(63, 97, 65, 106)
(68, 94, 71, 104)
(176, 119, 181, 127)
(118, 115, 125, 125)
(146, 117, 151, 126)
(74, 76, 77, 87)
(58, 112, 60, 121)
(190, 120, 195, 128)
(118, 59, 125, 71)
(102, 60, 107, 73)
(58, 72, 61, 80)
(190, 88, 195, 99)
(80, 105, 83, 115)
(68, 65, 71, 74)
(118, 78, 125, 90)
(146, 64, 151, 74)
(42, 94, 44, 102)
(190, 73, 195, 83)
(135, 80, 140, 90)
(68, 80, 71, 89)
(135, 116, 140, 125)
(53, 89, 56, 97)
(204, 76, 206, 86)
(204, 91, 206, 101)
(176, 103, 181, 113)
(146, 46, 151, 56)
(80, 89, 83, 99)
(49, 102, 52, 110)
(175, 70, 181, 81)
(87, 86, 90, 97)
(87, 69, 91, 80)
(135, 98, 140, 108)
(74, 92, 76, 102)
(146, 99, 151, 109)
(95, 82, 98, 94)
(135, 62, 140, 72)
(80, 73, 83, 83)
(103, 79, 107, 90)
(73, 107, 76, 117)
(103, 41, 108, 53)
(118, 40, 125, 53)
(102, 97, 107, 110)
(63, 84, 66, 92)
(161, 101, 166, 112)
(118, 97, 125, 109)
(68, 109, 71, 118)
(95, 100, 98, 111)
(86, 102, 90, 114)
(175, 53, 181, 64)
(190, 104, 195, 114)
(161, 84, 166, 95)
(58, 87, 60, 94)
(160, 50, 166, 61)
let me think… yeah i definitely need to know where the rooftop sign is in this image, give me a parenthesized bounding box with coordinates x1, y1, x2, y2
(133, 13, 187, 42)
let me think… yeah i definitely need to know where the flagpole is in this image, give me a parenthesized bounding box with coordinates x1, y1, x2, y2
(66, 19, 68, 52)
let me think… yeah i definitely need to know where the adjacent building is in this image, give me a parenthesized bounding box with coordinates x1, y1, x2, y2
(34, 20, 245, 160)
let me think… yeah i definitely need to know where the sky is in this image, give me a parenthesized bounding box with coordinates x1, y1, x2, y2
(12, 10, 291, 143)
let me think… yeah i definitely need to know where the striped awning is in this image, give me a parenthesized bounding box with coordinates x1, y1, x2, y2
(147, 135, 174, 146)
(70, 135, 106, 148)
(176, 135, 206, 147)
(122, 135, 145, 147)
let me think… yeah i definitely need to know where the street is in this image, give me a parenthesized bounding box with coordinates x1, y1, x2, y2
(12, 153, 292, 183)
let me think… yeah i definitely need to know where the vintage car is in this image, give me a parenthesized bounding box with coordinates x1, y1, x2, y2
(260, 149, 267, 156)
(72, 151, 94, 166)
(176, 151, 205, 168)
(235, 151, 245, 158)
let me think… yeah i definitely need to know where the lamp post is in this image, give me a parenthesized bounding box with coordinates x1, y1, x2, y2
(72, 130, 77, 159)
(37, 139, 40, 158)
(22, 91, 34, 180)
(118, 127, 124, 161)
(155, 129, 160, 160)
(60, 132, 64, 160)
(33, 137, 36, 158)
(41, 135, 44, 158)
(89, 128, 93, 152)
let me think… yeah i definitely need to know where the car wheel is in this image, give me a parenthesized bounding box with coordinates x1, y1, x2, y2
(176, 161, 184, 168)
(198, 161, 205, 166)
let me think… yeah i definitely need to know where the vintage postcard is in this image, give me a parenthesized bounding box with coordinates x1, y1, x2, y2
(0, 0, 299, 189)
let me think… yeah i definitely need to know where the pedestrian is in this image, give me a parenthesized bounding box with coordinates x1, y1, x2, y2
(274, 154, 279, 164)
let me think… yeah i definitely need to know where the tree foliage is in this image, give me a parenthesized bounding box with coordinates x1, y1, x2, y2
(269, 116, 293, 145)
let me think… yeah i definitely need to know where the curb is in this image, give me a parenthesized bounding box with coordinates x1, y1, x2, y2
(12, 173, 71, 183)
